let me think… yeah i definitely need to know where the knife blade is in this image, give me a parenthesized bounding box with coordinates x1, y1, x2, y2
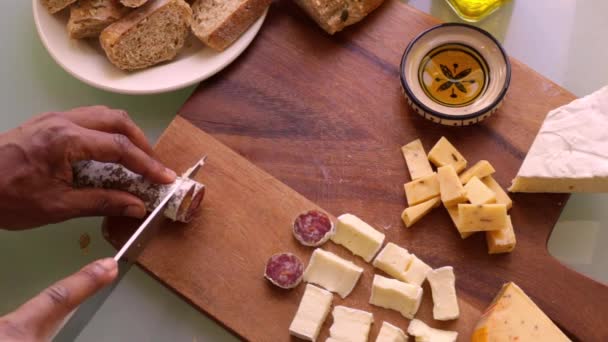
(53, 156, 206, 341)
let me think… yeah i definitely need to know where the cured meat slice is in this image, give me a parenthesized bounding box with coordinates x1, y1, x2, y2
(293, 210, 335, 247)
(264, 253, 304, 289)
(72, 160, 205, 223)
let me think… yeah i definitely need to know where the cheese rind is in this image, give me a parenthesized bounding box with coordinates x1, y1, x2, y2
(288, 284, 333, 341)
(437, 165, 468, 206)
(329, 306, 374, 342)
(302, 249, 363, 298)
(375, 322, 407, 342)
(458, 204, 507, 232)
(427, 266, 460, 320)
(464, 176, 497, 205)
(369, 275, 423, 319)
(401, 196, 441, 228)
(481, 176, 512, 210)
(402, 254, 432, 286)
(509, 86, 608, 193)
(401, 139, 434, 180)
(428, 137, 467, 173)
(459, 160, 496, 184)
(472, 282, 570, 342)
(408, 319, 458, 342)
(372, 242, 412, 282)
(404, 173, 440, 206)
(486, 215, 516, 254)
(445, 205, 474, 239)
(332, 214, 385, 262)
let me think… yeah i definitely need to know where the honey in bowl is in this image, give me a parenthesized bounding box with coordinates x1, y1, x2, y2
(418, 43, 489, 108)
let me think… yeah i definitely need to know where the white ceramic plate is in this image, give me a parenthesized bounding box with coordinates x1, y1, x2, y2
(32, 1, 268, 95)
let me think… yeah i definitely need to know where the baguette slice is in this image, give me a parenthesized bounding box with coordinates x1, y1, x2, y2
(191, 0, 271, 51)
(120, 0, 149, 7)
(100, 0, 192, 71)
(68, 0, 130, 39)
(42, 0, 78, 14)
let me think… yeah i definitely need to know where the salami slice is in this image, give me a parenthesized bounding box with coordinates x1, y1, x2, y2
(293, 210, 335, 247)
(264, 253, 304, 289)
(72, 160, 205, 223)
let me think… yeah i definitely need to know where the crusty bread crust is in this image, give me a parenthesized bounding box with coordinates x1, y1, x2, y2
(42, 0, 78, 14)
(100, 0, 192, 70)
(191, 0, 271, 51)
(68, 0, 130, 39)
(294, 0, 385, 34)
(120, 0, 150, 7)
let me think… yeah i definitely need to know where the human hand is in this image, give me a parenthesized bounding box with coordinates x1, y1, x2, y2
(0, 106, 176, 230)
(0, 258, 118, 342)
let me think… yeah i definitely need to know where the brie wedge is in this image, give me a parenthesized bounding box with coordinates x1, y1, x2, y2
(328, 306, 374, 342)
(303, 249, 363, 298)
(289, 284, 333, 341)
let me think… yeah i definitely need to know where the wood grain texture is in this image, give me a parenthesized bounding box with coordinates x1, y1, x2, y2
(106, 0, 608, 341)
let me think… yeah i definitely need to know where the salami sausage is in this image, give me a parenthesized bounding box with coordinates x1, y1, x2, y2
(293, 210, 335, 247)
(72, 160, 205, 223)
(264, 253, 304, 289)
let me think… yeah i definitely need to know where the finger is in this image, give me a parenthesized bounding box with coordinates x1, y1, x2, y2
(9, 258, 117, 340)
(62, 188, 147, 219)
(73, 128, 175, 184)
(62, 106, 154, 155)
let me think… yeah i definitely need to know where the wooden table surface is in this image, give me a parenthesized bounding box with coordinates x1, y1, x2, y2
(106, 0, 608, 340)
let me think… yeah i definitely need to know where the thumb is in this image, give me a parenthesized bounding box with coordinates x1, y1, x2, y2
(63, 188, 147, 219)
(6, 258, 118, 340)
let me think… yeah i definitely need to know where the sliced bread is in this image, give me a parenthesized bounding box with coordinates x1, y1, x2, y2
(41, 0, 78, 14)
(120, 0, 149, 7)
(294, 0, 385, 34)
(100, 0, 192, 71)
(68, 0, 130, 39)
(191, 0, 271, 51)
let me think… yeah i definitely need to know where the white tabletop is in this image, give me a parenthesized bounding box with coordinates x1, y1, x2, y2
(1, 1, 606, 341)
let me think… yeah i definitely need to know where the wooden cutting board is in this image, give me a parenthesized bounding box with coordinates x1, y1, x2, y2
(105, 0, 608, 341)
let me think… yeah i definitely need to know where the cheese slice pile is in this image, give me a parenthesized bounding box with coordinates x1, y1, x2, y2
(510, 85, 608, 193)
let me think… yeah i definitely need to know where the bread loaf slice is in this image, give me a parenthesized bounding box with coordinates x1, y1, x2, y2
(191, 0, 270, 51)
(100, 0, 192, 71)
(41, 0, 78, 14)
(294, 0, 384, 34)
(120, 0, 149, 7)
(68, 0, 130, 39)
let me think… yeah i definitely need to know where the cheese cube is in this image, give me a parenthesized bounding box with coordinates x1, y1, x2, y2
(289, 284, 333, 341)
(486, 215, 517, 254)
(401, 196, 440, 228)
(402, 255, 432, 286)
(445, 205, 474, 239)
(369, 275, 423, 319)
(464, 176, 497, 205)
(459, 160, 496, 184)
(372, 242, 412, 282)
(303, 249, 363, 298)
(472, 282, 569, 342)
(376, 322, 407, 342)
(458, 204, 507, 232)
(427, 266, 460, 321)
(437, 165, 468, 206)
(329, 306, 374, 342)
(408, 319, 458, 342)
(428, 137, 467, 173)
(481, 176, 513, 210)
(332, 214, 386, 262)
(401, 139, 434, 180)
(404, 173, 440, 206)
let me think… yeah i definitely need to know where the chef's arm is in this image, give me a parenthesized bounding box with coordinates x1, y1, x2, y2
(0, 106, 176, 230)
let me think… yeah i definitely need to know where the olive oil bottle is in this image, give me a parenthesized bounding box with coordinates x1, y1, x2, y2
(445, 0, 506, 22)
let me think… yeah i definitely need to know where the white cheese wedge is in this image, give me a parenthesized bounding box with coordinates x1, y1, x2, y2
(402, 255, 432, 286)
(372, 242, 413, 282)
(303, 249, 363, 298)
(328, 306, 374, 342)
(407, 319, 458, 342)
(376, 321, 408, 342)
(510, 86, 608, 193)
(332, 214, 386, 262)
(426, 266, 460, 321)
(289, 284, 333, 341)
(369, 275, 423, 319)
